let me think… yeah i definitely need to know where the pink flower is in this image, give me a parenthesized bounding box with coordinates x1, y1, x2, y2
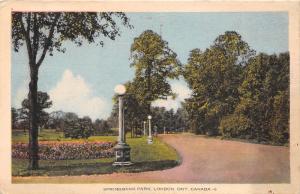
(12, 141, 116, 160)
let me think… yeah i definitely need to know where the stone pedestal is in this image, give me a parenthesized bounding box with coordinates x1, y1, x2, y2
(112, 143, 133, 166)
(147, 136, 153, 144)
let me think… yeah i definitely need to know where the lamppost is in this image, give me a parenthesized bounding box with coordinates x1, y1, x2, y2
(143, 121, 146, 136)
(113, 84, 132, 166)
(147, 115, 153, 144)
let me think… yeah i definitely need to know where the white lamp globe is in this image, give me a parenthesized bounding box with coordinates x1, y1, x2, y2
(148, 115, 152, 120)
(114, 84, 126, 95)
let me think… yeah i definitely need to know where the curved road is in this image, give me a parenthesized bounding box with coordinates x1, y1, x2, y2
(14, 134, 290, 183)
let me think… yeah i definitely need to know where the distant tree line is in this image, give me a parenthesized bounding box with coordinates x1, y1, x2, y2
(106, 101, 188, 137)
(12, 103, 115, 138)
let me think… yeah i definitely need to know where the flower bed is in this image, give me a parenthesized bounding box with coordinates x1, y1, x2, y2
(12, 141, 116, 160)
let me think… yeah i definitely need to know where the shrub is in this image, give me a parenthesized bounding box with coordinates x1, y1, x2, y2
(12, 141, 116, 160)
(219, 114, 251, 138)
(63, 119, 93, 139)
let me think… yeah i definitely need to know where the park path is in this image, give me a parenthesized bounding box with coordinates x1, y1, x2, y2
(14, 134, 290, 183)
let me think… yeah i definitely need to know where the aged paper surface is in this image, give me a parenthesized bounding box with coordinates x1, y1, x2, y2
(0, 1, 300, 194)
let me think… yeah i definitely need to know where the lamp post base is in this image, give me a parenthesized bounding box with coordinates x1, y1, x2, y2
(147, 137, 153, 144)
(113, 143, 133, 166)
(112, 161, 133, 166)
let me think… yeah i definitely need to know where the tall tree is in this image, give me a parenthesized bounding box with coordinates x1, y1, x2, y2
(12, 12, 132, 169)
(184, 31, 255, 135)
(234, 52, 289, 143)
(130, 30, 181, 114)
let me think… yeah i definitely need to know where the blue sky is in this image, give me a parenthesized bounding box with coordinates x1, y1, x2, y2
(11, 12, 288, 120)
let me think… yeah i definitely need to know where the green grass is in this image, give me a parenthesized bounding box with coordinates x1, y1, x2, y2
(12, 130, 180, 177)
(12, 129, 117, 143)
(129, 136, 178, 162)
(12, 158, 115, 176)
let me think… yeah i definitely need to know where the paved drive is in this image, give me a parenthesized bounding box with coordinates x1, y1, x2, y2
(14, 134, 290, 183)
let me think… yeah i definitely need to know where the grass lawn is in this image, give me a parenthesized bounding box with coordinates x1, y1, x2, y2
(12, 129, 180, 178)
(12, 129, 117, 143)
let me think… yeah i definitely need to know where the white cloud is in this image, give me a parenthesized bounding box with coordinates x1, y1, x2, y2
(48, 69, 110, 120)
(152, 81, 191, 111)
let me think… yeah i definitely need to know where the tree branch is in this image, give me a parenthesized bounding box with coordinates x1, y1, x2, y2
(19, 13, 34, 65)
(32, 13, 39, 63)
(36, 14, 60, 67)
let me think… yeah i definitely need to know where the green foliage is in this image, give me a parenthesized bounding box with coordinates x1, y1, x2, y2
(47, 111, 65, 131)
(183, 31, 289, 145)
(184, 31, 254, 135)
(110, 80, 188, 137)
(123, 81, 148, 135)
(63, 116, 93, 139)
(111, 30, 183, 137)
(130, 30, 181, 110)
(108, 81, 148, 137)
(219, 114, 251, 138)
(236, 53, 289, 144)
(21, 91, 52, 128)
(150, 107, 188, 133)
(12, 12, 132, 57)
(93, 119, 114, 135)
(110, 85, 188, 136)
(11, 107, 18, 129)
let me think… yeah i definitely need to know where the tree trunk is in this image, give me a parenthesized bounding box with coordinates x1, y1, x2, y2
(28, 66, 39, 170)
(147, 61, 152, 115)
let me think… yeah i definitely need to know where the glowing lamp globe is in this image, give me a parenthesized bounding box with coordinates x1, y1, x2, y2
(114, 84, 126, 95)
(148, 115, 152, 120)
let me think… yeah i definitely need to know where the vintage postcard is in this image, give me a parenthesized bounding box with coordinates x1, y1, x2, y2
(0, 1, 299, 194)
